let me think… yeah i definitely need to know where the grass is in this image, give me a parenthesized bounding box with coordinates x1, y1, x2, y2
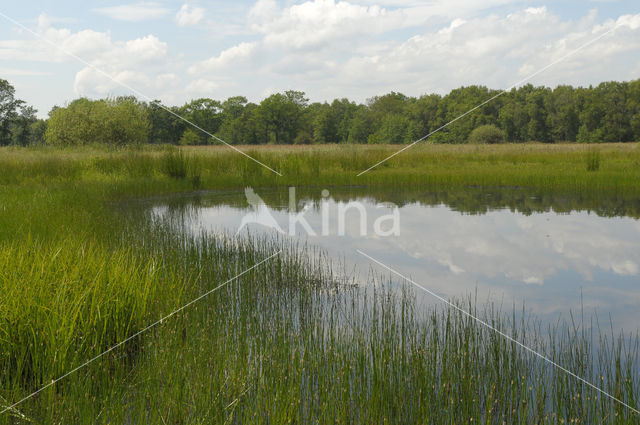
(587, 148, 602, 172)
(0, 143, 639, 423)
(1, 142, 640, 197)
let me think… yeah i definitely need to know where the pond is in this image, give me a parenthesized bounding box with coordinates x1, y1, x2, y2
(144, 186, 640, 335)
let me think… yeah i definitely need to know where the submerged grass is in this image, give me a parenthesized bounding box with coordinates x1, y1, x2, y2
(0, 143, 639, 423)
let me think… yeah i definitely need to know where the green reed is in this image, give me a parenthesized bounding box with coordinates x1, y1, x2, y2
(0, 144, 639, 423)
(4, 225, 637, 424)
(1, 143, 640, 199)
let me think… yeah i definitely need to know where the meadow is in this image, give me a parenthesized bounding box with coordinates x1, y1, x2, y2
(1, 143, 639, 423)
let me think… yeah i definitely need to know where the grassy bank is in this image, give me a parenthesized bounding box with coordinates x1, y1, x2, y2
(1, 143, 639, 198)
(0, 144, 639, 423)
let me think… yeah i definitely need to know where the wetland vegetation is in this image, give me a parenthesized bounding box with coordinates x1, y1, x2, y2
(1, 144, 639, 423)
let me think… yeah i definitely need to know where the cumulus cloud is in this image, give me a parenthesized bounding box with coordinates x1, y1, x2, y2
(185, 78, 219, 96)
(72, 34, 170, 95)
(189, 2, 640, 104)
(248, 0, 399, 49)
(0, 15, 111, 63)
(95, 2, 171, 22)
(246, 0, 545, 51)
(3, 2, 640, 117)
(0, 14, 177, 99)
(189, 42, 258, 74)
(0, 67, 50, 76)
(175, 4, 205, 27)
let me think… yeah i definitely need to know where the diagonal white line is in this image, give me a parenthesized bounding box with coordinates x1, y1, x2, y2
(0, 250, 282, 417)
(356, 248, 640, 416)
(357, 22, 622, 176)
(0, 11, 282, 176)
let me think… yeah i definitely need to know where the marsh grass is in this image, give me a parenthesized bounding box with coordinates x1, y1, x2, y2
(1, 144, 639, 423)
(4, 225, 637, 424)
(2, 143, 640, 198)
(586, 148, 602, 172)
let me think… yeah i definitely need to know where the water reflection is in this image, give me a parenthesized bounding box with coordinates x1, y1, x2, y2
(145, 187, 640, 333)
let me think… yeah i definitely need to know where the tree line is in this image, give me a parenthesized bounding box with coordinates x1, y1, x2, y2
(1, 78, 639, 146)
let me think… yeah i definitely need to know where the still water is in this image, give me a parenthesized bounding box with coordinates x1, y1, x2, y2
(146, 187, 640, 334)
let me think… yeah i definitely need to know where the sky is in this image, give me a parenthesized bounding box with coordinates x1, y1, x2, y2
(0, 0, 639, 118)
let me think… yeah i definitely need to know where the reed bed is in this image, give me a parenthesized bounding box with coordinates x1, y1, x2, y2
(0, 144, 639, 423)
(1, 143, 639, 199)
(4, 226, 637, 424)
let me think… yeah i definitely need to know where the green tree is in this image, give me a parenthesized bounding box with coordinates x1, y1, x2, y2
(103, 96, 149, 146)
(0, 79, 25, 146)
(29, 119, 47, 145)
(407, 94, 442, 140)
(547, 86, 579, 142)
(525, 87, 551, 142)
(311, 103, 336, 143)
(597, 81, 634, 142)
(368, 115, 411, 144)
(217, 96, 249, 144)
(22, 78, 640, 148)
(576, 87, 606, 143)
(334, 99, 357, 143)
(628, 80, 640, 140)
(179, 128, 201, 145)
(439, 86, 502, 143)
(347, 106, 373, 144)
(499, 90, 528, 142)
(11, 105, 39, 146)
(257, 91, 308, 144)
(147, 101, 186, 144)
(45, 97, 149, 146)
(179, 98, 222, 144)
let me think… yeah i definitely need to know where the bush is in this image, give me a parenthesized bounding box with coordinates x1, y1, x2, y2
(179, 128, 201, 145)
(45, 97, 149, 146)
(468, 124, 506, 144)
(294, 130, 313, 145)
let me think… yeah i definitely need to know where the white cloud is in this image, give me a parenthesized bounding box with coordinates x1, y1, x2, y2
(0, 15, 111, 63)
(0, 14, 172, 98)
(247, 0, 535, 51)
(617, 13, 640, 30)
(176, 4, 205, 27)
(189, 42, 258, 73)
(0, 67, 50, 77)
(185, 2, 639, 105)
(185, 78, 219, 96)
(95, 2, 170, 22)
(3, 3, 640, 117)
(72, 34, 170, 95)
(248, 0, 420, 50)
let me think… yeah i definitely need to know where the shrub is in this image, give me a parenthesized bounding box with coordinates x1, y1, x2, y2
(179, 128, 201, 145)
(294, 130, 313, 145)
(45, 97, 149, 146)
(468, 124, 506, 144)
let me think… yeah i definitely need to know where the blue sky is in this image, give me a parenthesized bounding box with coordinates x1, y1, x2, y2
(0, 0, 638, 117)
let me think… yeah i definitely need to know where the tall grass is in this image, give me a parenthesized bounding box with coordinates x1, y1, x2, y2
(586, 148, 602, 172)
(0, 144, 639, 423)
(4, 226, 637, 423)
(1, 143, 640, 198)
